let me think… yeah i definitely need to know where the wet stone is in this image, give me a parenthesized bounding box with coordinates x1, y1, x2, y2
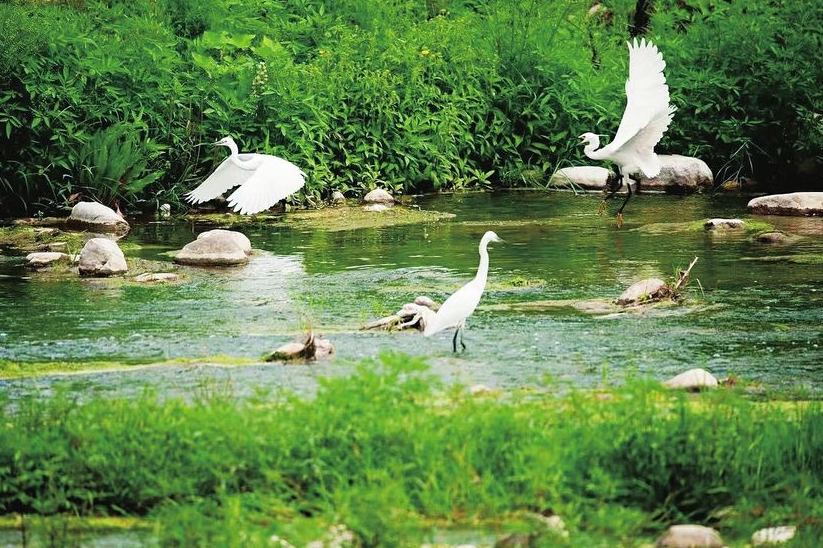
(617, 278, 671, 306)
(550, 166, 611, 190)
(174, 232, 249, 266)
(704, 218, 744, 230)
(756, 231, 799, 244)
(638, 155, 714, 193)
(68, 201, 130, 235)
(748, 192, 823, 216)
(134, 272, 180, 283)
(663, 368, 719, 391)
(196, 229, 252, 255)
(751, 526, 796, 546)
(655, 525, 724, 548)
(25, 252, 70, 269)
(331, 191, 346, 205)
(78, 238, 128, 277)
(362, 188, 395, 205)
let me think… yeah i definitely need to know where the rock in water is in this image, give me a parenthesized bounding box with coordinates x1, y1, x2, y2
(362, 188, 395, 205)
(638, 155, 713, 193)
(25, 252, 70, 269)
(756, 231, 798, 244)
(266, 332, 335, 362)
(134, 272, 180, 283)
(196, 229, 251, 255)
(747, 192, 823, 216)
(751, 526, 796, 546)
(704, 218, 744, 230)
(78, 238, 128, 277)
(655, 525, 724, 548)
(664, 369, 719, 391)
(363, 204, 389, 212)
(174, 232, 249, 266)
(331, 191, 346, 205)
(550, 166, 611, 190)
(68, 202, 130, 235)
(617, 278, 671, 306)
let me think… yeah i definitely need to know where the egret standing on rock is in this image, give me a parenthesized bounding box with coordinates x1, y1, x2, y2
(579, 38, 676, 227)
(424, 231, 504, 352)
(185, 137, 306, 215)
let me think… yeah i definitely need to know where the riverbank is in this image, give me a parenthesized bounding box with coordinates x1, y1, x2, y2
(1, 353, 821, 547)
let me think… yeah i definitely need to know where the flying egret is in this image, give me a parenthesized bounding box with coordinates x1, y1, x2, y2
(579, 38, 676, 227)
(185, 136, 306, 215)
(424, 231, 504, 352)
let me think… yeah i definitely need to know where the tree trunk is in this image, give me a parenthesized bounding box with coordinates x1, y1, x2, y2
(630, 0, 653, 37)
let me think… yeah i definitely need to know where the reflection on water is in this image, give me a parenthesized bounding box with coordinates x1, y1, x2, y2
(1, 192, 822, 397)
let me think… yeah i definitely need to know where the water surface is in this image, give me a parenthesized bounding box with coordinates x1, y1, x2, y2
(2, 192, 822, 397)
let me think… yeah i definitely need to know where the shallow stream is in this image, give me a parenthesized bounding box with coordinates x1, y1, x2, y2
(2, 192, 822, 398)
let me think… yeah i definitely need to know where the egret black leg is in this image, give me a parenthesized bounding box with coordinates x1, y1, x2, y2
(616, 176, 633, 228)
(452, 328, 459, 353)
(599, 169, 623, 215)
(459, 328, 467, 351)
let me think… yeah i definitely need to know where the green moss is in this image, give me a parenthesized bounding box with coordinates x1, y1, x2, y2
(0, 225, 85, 254)
(185, 206, 454, 232)
(0, 515, 150, 532)
(635, 218, 775, 235)
(0, 355, 257, 379)
(283, 206, 455, 232)
(742, 253, 823, 265)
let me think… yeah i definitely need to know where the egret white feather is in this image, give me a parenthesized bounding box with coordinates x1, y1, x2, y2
(424, 231, 504, 352)
(185, 137, 306, 215)
(579, 38, 676, 224)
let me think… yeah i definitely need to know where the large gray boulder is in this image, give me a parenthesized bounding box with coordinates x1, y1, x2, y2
(78, 238, 128, 277)
(747, 192, 823, 216)
(362, 188, 395, 205)
(196, 229, 251, 255)
(617, 278, 670, 306)
(638, 155, 713, 193)
(68, 202, 130, 235)
(25, 252, 70, 269)
(550, 166, 611, 190)
(655, 525, 724, 548)
(174, 231, 249, 266)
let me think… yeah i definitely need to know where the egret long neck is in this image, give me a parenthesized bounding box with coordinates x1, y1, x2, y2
(225, 140, 239, 156)
(474, 242, 490, 287)
(584, 138, 609, 160)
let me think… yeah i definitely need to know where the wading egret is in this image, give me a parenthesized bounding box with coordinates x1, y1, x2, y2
(185, 136, 306, 215)
(424, 231, 504, 352)
(579, 38, 676, 226)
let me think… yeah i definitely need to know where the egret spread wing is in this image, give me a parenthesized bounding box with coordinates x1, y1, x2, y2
(603, 38, 672, 155)
(225, 155, 306, 215)
(622, 105, 676, 177)
(185, 157, 255, 204)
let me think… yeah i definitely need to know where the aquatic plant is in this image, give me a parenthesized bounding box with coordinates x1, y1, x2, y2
(0, 353, 821, 546)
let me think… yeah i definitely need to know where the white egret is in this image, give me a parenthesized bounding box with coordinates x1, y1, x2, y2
(579, 38, 676, 226)
(185, 136, 306, 215)
(423, 231, 504, 352)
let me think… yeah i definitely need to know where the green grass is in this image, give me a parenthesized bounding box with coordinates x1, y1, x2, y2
(1, 353, 821, 547)
(0, 355, 256, 379)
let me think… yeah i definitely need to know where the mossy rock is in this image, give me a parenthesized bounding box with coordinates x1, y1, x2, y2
(742, 253, 823, 265)
(635, 218, 774, 235)
(283, 205, 455, 232)
(0, 225, 86, 254)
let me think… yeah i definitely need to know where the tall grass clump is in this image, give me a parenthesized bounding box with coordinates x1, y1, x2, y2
(1, 353, 822, 546)
(0, 0, 820, 215)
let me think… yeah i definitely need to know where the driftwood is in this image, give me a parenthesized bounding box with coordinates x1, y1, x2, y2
(672, 256, 699, 293)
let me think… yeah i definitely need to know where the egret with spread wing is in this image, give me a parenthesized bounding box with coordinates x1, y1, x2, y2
(579, 38, 676, 227)
(424, 231, 504, 352)
(185, 137, 306, 215)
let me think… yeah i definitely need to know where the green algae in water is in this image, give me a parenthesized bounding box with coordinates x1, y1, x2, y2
(635, 218, 775, 234)
(742, 253, 823, 265)
(185, 205, 455, 232)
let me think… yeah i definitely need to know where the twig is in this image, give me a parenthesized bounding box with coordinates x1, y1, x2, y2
(673, 256, 699, 292)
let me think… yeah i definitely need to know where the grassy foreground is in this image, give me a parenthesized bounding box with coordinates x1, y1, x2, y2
(1, 353, 822, 547)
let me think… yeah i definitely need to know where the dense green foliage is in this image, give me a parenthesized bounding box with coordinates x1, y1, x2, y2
(1, 354, 822, 546)
(0, 0, 821, 215)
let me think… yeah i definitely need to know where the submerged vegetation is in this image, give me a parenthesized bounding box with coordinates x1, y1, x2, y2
(1, 354, 822, 546)
(0, 0, 821, 215)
